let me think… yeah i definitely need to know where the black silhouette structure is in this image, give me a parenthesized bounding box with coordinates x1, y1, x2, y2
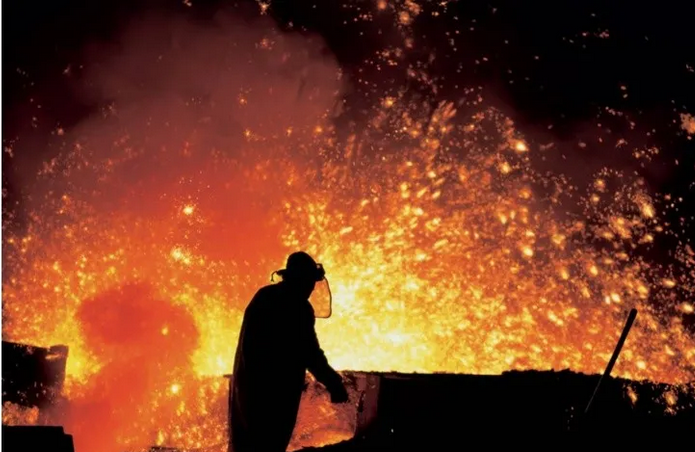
(2, 341, 69, 412)
(229, 251, 349, 452)
(300, 370, 695, 451)
(1, 341, 75, 452)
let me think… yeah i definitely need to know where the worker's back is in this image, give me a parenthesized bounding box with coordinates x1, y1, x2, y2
(237, 283, 315, 387)
(230, 282, 316, 452)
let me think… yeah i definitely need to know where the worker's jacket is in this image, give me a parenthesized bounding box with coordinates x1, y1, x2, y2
(229, 282, 343, 452)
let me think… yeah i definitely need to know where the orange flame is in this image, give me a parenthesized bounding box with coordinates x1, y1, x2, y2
(4, 100, 695, 451)
(3, 5, 695, 452)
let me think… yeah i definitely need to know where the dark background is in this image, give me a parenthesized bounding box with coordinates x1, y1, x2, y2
(3, 0, 695, 224)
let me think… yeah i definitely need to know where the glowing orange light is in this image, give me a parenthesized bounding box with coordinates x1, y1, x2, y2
(641, 203, 655, 218)
(2, 34, 693, 452)
(662, 279, 677, 288)
(664, 391, 678, 406)
(627, 386, 638, 404)
(514, 141, 528, 152)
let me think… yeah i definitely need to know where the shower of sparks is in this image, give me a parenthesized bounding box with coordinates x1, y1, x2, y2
(2, 1, 695, 452)
(5, 99, 695, 451)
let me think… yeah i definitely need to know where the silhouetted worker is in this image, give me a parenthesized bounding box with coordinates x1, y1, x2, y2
(230, 251, 349, 452)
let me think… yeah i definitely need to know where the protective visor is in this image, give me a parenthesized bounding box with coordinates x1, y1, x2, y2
(270, 264, 333, 318)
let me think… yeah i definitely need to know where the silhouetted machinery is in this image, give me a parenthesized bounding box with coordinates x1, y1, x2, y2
(297, 369, 695, 451)
(2, 340, 75, 452)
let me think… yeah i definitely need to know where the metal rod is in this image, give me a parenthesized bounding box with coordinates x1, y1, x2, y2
(584, 308, 638, 416)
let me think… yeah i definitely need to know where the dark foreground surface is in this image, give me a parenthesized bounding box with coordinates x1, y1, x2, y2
(2, 426, 75, 452)
(2, 368, 694, 451)
(306, 369, 695, 449)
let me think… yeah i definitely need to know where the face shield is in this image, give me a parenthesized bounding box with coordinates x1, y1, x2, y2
(270, 263, 333, 318)
(309, 276, 332, 319)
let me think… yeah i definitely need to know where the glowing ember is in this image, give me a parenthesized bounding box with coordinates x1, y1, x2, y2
(626, 386, 638, 404)
(681, 113, 695, 135)
(514, 140, 528, 152)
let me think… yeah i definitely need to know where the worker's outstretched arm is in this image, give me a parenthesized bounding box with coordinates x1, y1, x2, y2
(305, 311, 348, 402)
(306, 314, 341, 386)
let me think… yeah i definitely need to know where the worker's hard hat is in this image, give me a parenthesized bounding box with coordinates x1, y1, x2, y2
(276, 251, 326, 282)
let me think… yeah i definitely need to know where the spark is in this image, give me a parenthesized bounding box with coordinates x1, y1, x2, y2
(664, 391, 678, 406)
(663, 279, 677, 288)
(640, 202, 655, 218)
(170, 247, 192, 265)
(258, 1, 270, 15)
(680, 113, 695, 135)
(626, 386, 638, 404)
(514, 141, 528, 152)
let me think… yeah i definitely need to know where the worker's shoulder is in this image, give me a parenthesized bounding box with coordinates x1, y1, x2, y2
(244, 285, 274, 316)
(248, 284, 281, 305)
(255, 283, 280, 297)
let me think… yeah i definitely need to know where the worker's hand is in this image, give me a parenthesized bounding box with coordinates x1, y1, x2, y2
(329, 383, 349, 404)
